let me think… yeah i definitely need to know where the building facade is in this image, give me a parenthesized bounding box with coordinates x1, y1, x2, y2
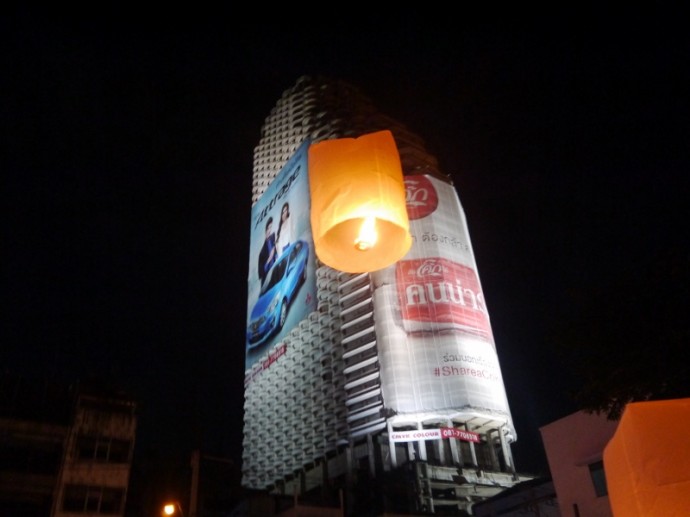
(0, 374, 137, 517)
(472, 477, 561, 517)
(540, 411, 618, 517)
(242, 75, 531, 515)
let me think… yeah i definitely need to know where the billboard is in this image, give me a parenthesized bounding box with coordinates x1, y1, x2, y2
(245, 140, 317, 370)
(372, 174, 513, 427)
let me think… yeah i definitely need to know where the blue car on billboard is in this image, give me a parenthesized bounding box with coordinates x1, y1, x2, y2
(247, 240, 309, 349)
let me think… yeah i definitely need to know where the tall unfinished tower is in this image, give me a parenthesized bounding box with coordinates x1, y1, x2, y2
(243, 75, 531, 515)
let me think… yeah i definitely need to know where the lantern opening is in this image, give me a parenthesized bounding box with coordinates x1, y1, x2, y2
(354, 216, 377, 251)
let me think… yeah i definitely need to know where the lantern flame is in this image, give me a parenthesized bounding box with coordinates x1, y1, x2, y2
(354, 216, 377, 251)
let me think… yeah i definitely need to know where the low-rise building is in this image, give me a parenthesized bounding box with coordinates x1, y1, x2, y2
(0, 373, 137, 516)
(539, 410, 618, 517)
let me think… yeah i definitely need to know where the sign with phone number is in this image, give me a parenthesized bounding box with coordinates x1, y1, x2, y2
(390, 427, 480, 443)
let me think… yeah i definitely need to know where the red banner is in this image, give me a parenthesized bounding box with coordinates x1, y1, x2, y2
(440, 427, 481, 443)
(396, 257, 493, 340)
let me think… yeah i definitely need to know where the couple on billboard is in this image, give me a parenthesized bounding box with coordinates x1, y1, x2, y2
(257, 201, 294, 286)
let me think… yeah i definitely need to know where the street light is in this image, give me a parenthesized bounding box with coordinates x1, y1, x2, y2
(161, 502, 184, 516)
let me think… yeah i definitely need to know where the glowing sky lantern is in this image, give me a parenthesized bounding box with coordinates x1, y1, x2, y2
(308, 130, 412, 273)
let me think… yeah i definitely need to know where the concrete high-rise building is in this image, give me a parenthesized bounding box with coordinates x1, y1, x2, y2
(242, 75, 532, 515)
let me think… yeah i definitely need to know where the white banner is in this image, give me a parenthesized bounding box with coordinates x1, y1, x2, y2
(372, 174, 514, 434)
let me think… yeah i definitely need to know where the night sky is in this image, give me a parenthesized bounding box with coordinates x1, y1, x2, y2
(3, 8, 688, 477)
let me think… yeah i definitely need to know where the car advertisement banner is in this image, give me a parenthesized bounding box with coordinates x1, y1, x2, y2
(372, 174, 514, 428)
(245, 140, 317, 370)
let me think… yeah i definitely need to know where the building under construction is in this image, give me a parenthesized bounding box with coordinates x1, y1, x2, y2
(242, 75, 533, 515)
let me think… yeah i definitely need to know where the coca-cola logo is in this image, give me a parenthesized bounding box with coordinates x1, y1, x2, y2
(415, 259, 444, 277)
(405, 175, 438, 220)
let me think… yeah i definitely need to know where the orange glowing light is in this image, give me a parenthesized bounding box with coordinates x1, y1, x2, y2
(308, 130, 411, 272)
(354, 216, 377, 251)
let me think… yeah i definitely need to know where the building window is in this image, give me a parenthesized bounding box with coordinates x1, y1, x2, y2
(589, 460, 608, 497)
(0, 439, 62, 474)
(62, 485, 124, 514)
(76, 435, 132, 463)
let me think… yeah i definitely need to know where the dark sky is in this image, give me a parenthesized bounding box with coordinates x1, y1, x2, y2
(3, 8, 688, 476)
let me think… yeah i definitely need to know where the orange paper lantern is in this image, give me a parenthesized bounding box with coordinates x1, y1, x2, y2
(308, 130, 412, 273)
(604, 398, 690, 516)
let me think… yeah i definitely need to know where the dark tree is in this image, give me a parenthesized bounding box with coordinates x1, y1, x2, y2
(553, 246, 689, 420)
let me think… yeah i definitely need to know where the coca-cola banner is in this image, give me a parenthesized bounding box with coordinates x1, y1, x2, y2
(396, 257, 493, 340)
(245, 140, 318, 370)
(372, 174, 514, 431)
